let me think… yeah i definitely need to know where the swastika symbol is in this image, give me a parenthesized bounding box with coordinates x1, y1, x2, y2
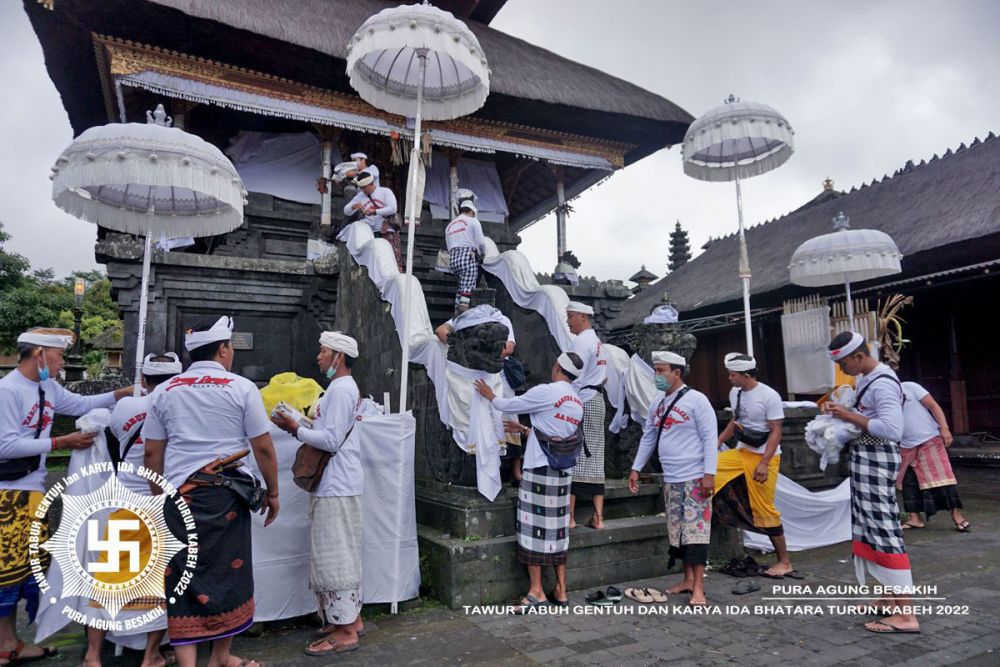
(87, 519, 141, 573)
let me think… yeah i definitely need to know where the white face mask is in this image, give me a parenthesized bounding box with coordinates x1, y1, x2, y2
(325, 354, 341, 380)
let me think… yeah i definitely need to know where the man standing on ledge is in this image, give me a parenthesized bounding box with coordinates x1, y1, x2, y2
(629, 351, 716, 606)
(714, 353, 797, 578)
(825, 331, 919, 635)
(0, 328, 133, 665)
(143, 316, 280, 667)
(565, 301, 608, 530)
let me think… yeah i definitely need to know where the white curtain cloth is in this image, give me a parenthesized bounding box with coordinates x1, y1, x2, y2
(246, 426, 317, 621)
(225, 131, 334, 205)
(359, 412, 420, 605)
(445, 362, 504, 501)
(742, 477, 852, 552)
(424, 151, 509, 221)
(623, 354, 658, 425)
(604, 345, 631, 433)
(781, 306, 836, 394)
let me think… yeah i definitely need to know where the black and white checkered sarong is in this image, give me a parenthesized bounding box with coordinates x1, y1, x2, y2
(570, 395, 606, 484)
(849, 434, 908, 559)
(448, 247, 478, 303)
(516, 466, 571, 565)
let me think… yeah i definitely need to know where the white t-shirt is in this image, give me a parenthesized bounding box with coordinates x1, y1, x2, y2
(143, 361, 271, 490)
(297, 376, 362, 496)
(108, 395, 155, 495)
(728, 382, 784, 455)
(491, 380, 584, 470)
(633, 385, 718, 483)
(343, 186, 398, 233)
(900, 382, 940, 448)
(854, 364, 904, 443)
(445, 214, 486, 253)
(0, 369, 116, 492)
(570, 328, 607, 403)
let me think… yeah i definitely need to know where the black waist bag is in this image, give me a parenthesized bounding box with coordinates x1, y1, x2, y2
(733, 389, 770, 447)
(535, 423, 589, 471)
(0, 386, 45, 482)
(187, 469, 266, 512)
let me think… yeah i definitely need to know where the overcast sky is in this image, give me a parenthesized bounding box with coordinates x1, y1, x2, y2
(1, 1, 998, 283)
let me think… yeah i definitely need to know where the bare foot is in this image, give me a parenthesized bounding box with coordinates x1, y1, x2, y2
(140, 654, 168, 667)
(209, 656, 260, 667)
(689, 591, 707, 606)
(585, 514, 605, 530)
(865, 616, 920, 633)
(667, 581, 694, 595)
(84, 654, 102, 667)
(764, 562, 794, 577)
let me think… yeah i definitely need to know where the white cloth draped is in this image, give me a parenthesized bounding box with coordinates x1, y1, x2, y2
(742, 477, 852, 552)
(445, 363, 504, 501)
(225, 131, 335, 205)
(604, 345, 631, 433)
(623, 354, 658, 425)
(424, 151, 509, 222)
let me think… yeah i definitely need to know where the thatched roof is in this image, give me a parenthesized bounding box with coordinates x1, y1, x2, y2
(25, 0, 691, 163)
(609, 132, 1000, 328)
(89, 324, 123, 350)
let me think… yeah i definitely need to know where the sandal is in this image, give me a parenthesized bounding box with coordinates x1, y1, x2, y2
(645, 588, 668, 603)
(514, 594, 547, 614)
(305, 638, 359, 656)
(315, 625, 366, 638)
(584, 590, 614, 607)
(901, 522, 925, 530)
(732, 579, 761, 595)
(605, 586, 623, 602)
(0, 641, 59, 664)
(548, 589, 568, 607)
(954, 520, 971, 532)
(624, 588, 653, 603)
(719, 557, 748, 578)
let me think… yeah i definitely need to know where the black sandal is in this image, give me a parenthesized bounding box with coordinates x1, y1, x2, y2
(605, 586, 623, 602)
(548, 589, 569, 607)
(585, 590, 614, 607)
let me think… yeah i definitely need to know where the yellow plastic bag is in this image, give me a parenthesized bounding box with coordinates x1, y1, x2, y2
(260, 372, 324, 417)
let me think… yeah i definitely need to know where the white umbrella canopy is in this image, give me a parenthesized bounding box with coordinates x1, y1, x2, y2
(789, 211, 902, 330)
(681, 94, 795, 356)
(51, 105, 247, 393)
(347, 2, 490, 412)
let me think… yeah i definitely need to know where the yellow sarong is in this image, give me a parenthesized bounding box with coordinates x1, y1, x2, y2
(715, 448, 782, 529)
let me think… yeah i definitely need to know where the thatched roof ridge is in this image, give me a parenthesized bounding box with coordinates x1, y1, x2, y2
(609, 131, 1000, 328)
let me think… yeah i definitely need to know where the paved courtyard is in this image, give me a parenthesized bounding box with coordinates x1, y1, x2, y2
(29, 494, 1000, 666)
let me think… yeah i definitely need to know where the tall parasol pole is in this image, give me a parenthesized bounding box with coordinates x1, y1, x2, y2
(398, 48, 428, 413)
(844, 276, 855, 332)
(734, 172, 753, 356)
(132, 207, 154, 397)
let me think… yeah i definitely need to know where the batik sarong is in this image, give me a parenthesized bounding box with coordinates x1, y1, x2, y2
(713, 448, 783, 536)
(0, 490, 48, 621)
(849, 434, 913, 590)
(379, 223, 403, 272)
(517, 466, 571, 566)
(164, 470, 255, 645)
(448, 247, 479, 306)
(898, 436, 962, 517)
(570, 395, 606, 494)
(664, 479, 711, 566)
(309, 495, 363, 626)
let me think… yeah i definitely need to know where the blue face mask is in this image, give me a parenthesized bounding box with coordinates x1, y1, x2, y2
(37, 357, 50, 382)
(654, 374, 669, 391)
(325, 357, 340, 380)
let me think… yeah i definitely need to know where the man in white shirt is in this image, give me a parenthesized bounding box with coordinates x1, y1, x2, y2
(474, 352, 585, 611)
(825, 331, 918, 635)
(143, 317, 279, 667)
(445, 195, 487, 313)
(896, 381, 968, 532)
(343, 172, 401, 270)
(565, 302, 608, 530)
(0, 328, 132, 664)
(714, 353, 796, 578)
(628, 351, 716, 606)
(349, 152, 379, 186)
(272, 332, 364, 657)
(84, 353, 183, 667)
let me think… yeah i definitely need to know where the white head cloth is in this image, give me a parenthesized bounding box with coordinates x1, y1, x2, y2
(556, 352, 582, 378)
(350, 152, 368, 160)
(355, 172, 375, 187)
(319, 331, 359, 358)
(651, 350, 686, 367)
(724, 352, 757, 372)
(643, 304, 679, 324)
(452, 305, 504, 332)
(17, 328, 75, 350)
(566, 301, 594, 316)
(828, 332, 865, 361)
(143, 352, 182, 376)
(184, 316, 234, 351)
(458, 198, 478, 215)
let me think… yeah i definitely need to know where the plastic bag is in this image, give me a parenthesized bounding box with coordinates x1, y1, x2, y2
(803, 385, 861, 470)
(260, 373, 324, 417)
(75, 408, 111, 433)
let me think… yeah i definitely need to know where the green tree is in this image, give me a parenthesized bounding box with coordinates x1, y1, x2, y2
(0, 221, 30, 291)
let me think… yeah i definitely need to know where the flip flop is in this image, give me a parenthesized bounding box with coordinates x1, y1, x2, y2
(585, 590, 614, 607)
(759, 571, 785, 579)
(0, 641, 59, 665)
(645, 588, 668, 603)
(305, 637, 360, 656)
(514, 594, 547, 614)
(624, 587, 653, 603)
(605, 586, 623, 602)
(865, 620, 921, 634)
(901, 522, 925, 530)
(314, 626, 366, 638)
(784, 570, 805, 580)
(548, 589, 568, 607)
(732, 579, 761, 595)
(954, 520, 971, 532)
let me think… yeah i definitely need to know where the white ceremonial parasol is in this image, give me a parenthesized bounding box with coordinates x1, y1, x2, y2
(682, 94, 794, 356)
(347, 2, 490, 411)
(51, 105, 247, 395)
(789, 211, 902, 331)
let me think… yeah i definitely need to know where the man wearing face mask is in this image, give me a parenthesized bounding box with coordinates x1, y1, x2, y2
(272, 332, 364, 657)
(628, 351, 717, 606)
(0, 328, 133, 664)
